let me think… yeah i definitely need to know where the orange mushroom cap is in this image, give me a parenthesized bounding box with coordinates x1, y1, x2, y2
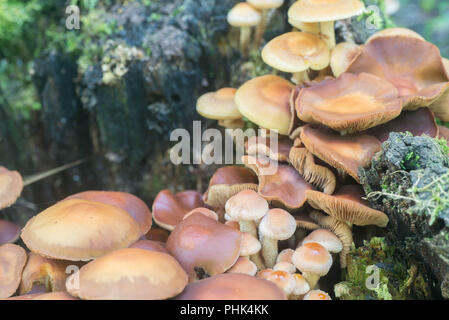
(166, 212, 242, 280)
(175, 273, 287, 300)
(296, 73, 402, 133)
(292, 242, 332, 276)
(21, 199, 141, 261)
(64, 190, 152, 235)
(152, 189, 205, 231)
(0, 167, 23, 210)
(66, 248, 188, 300)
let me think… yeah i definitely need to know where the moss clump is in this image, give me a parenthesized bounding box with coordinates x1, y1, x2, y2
(335, 237, 431, 300)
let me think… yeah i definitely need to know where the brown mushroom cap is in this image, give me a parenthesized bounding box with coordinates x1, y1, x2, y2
(21, 199, 141, 261)
(300, 124, 382, 182)
(330, 42, 361, 77)
(245, 135, 293, 162)
(166, 213, 242, 280)
(129, 240, 168, 254)
(0, 243, 27, 298)
(288, 0, 365, 23)
(243, 155, 314, 209)
(152, 189, 205, 231)
(0, 167, 23, 210)
(144, 228, 169, 243)
(261, 32, 330, 73)
(227, 3, 262, 28)
(204, 166, 258, 209)
(346, 36, 449, 116)
(367, 28, 425, 43)
(66, 248, 188, 300)
(0, 220, 20, 245)
(196, 88, 241, 120)
(175, 273, 287, 300)
(19, 252, 78, 295)
(307, 185, 389, 227)
(226, 257, 257, 276)
(363, 108, 438, 142)
(296, 73, 402, 133)
(235, 75, 295, 135)
(64, 190, 152, 235)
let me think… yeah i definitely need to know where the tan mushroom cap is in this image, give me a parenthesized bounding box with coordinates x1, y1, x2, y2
(243, 155, 314, 209)
(300, 124, 382, 182)
(0, 244, 27, 298)
(303, 289, 332, 300)
(296, 73, 402, 133)
(307, 185, 389, 227)
(225, 189, 269, 222)
(292, 273, 311, 295)
(66, 248, 188, 300)
(204, 166, 259, 209)
(288, 0, 365, 23)
(196, 88, 241, 120)
(259, 208, 297, 241)
(21, 199, 141, 261)
(246, 135, 293, 162)
(226, 257, 257, 276)
(166, 213, 242, 280)
(248, 0, 284, 9)
(0, 220, 20, 245)
(309, 210, 352, 268)
(235, 75, 295, 135)
(289, 145, 337, 194)
(19, 252, 75, 295)
(227, 3, 262, 28)
(262, 32, 330, 73)
(0, 167, 23, 210)
(129, 240, 169, 254)
(330, 42, 361, 77)
(364, 108, 438, 142)
(176, 273, 287, 300)
(64, 190, 152, 235)
(240, 232, 262, 256)
(266, 270, 296, 295)
(273, 261, 296, 274)
(302, 229, 342, 253)
(292, 242, 332, 276)
(346, 36, 449, 117)
(367, 28, 425, 43)
(152, 189, 205, 231)
(276, 248, 295, 264)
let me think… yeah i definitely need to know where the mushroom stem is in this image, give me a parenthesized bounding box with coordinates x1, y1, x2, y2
(302, 272, 320, 289)
(249, 252, 266, 270)
(261, 237, 278, 268)
(239, 220, 258, 239)
(240, 27, 252, 58)
(292, 70, 310, 84)
(254, 10, 269, 49)
(320, 21, 336, 49)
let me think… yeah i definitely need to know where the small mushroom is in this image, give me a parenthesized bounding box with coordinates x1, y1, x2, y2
(292, 242, 332, 289)
(0, 167, 23, 210)
(273, 261, 296, 274)
(266, 270, 296, 296)
(227, 3, 262, 57)
(300, 124, 382, 182)
(330, 42, 361, 77)
(291, 273, 311, 300)
(288, 0, 365, 49)
(235, 75, 295, 135)
(245, 135, 293, 162)
(175, 273, 286, 300)
(0, 244, 27, 298)
(226, 257, 257, 276)
(225, 189, 269, 238)
(196, 88, 242, 127)
(21, 199, 141, 261)
(296, 73, 403, 134)
(166, 212, 242, 281)
(64, 190, 152, 235)
(303, 289, 332, 300)
(240, 232, 265, 270)
(261, 32, 330, 84)
(309, 210, 353, 268)
(66, 248, 188, 300)
(0, 220, 20, 245)
(301, 229, 343, 254)
(204, 166, 258, 210)
(242, 155, 314, 209)
(152, 189, 205, 231)
(306, 185, 389, 228)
